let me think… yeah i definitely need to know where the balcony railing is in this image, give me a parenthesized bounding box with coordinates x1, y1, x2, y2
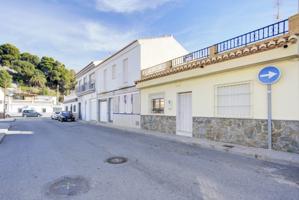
(76, 82, 95, 95)
(141, 19, 289, 78)
(216, 19, 288, 53)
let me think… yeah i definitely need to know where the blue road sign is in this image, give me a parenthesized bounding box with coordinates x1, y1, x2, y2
(258, 66, 281, 85)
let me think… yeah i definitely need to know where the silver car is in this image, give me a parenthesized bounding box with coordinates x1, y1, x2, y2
(51, 112, 61, 120)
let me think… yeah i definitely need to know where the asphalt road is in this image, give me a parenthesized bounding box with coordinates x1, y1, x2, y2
(0, 118, 298, 200)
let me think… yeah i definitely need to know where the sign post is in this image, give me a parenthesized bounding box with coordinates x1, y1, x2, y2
(258, 66, 281, 150)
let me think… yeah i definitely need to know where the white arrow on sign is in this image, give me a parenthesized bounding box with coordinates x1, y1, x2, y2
(260, 71, 277, 79)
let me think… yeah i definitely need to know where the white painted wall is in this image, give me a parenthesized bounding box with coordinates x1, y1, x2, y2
(96, 43, 141, 94)
(140, 36, 188, 70)
(139, 43, 299, 121)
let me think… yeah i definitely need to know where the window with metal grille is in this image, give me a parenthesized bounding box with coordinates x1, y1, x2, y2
(152, 98, 165, 114)
(216, 82, 251, 118)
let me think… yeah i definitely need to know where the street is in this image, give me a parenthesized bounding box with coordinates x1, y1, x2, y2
(0, 119, 298, 200)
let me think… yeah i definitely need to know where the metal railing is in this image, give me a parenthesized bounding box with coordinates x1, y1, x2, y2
(216, 19, 288, 53)
(140, 19, 289, 78)
(172, 47, 210, 67)
(76, 82, 95, 94)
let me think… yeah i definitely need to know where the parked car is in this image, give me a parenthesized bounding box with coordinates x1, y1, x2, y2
(22, 110, 42, 117)
(57, 111, 75, 122)
(51, 112, 61, 120)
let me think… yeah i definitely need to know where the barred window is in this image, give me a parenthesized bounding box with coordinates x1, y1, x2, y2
(216, 82, 251, 118)
(152, 98, 164, 114)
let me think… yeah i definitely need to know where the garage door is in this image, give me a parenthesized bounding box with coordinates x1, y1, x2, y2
(100, 101, 108, 122)
(90, 99, 97, 121)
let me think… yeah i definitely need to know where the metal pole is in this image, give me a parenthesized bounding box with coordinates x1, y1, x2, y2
(267, 84, 272, 150)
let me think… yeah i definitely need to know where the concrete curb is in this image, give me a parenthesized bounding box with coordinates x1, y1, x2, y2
(0, 122, 13, 144)
(80, 121, 299, 167)
(0, 118, 16, 122)
(0, 133, 5, 143)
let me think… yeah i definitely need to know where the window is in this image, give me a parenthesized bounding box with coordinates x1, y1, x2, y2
(103, 69, 107, 90)
(124, 95, 127, 104)
(18, 108, 22, 113)
(65, 106, 68, 111)
(216, 82, 251, 118)
(73, 105, 76, 112)
(89, 73, 95, 89)
(152, 98, 165, 114)
(132, 93, 140, 114)
(112, 64, 116, 79)
(123, 58, 128, 84)
(113, 96, 120, 113)
(42, 108, 46, 113)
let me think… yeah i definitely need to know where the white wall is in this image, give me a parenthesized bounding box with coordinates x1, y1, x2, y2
(78, 92, 97, 121)
(140, 36, 188, 70)
(96, 43, 141, 94)
(0, 88, 4, 114)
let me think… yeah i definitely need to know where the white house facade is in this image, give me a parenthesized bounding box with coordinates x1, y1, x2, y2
(75, 61, 102, 121)
(95, 36, 187, 128)
(63, 90, 78, 118)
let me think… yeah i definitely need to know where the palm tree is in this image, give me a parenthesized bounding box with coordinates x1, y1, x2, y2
(30, 70, 46, 87)
(0, 69, 12, 118)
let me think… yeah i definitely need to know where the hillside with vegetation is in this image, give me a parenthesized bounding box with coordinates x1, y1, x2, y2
(0, 43, 76, 99)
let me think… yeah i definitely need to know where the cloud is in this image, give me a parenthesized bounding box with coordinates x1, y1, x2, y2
(83, 22, 137, 51)
(0, 2, 139, 69)
(95, 0, 175, 13)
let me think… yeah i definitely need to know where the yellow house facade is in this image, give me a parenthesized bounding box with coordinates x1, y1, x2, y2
(136, 14, 299, 153)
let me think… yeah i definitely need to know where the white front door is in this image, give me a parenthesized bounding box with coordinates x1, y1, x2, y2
(90, 99, 97, 121)
(108, 98, 114, 122)
(100, 101, 108, 122)
(177, 92, 192, 137)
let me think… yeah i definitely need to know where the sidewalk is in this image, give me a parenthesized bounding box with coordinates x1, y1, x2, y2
(81, 120, 299, 167)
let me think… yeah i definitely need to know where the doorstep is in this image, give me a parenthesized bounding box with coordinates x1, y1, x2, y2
(81, 120, 299, 167)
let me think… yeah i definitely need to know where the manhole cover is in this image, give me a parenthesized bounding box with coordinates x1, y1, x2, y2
(223, 144, 234, 148)
(106, 156, 128, 164)
(45, 176, 89, 197)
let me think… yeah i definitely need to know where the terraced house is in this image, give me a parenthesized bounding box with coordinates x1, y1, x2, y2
(65, 36, 187, 128)
(96, 36, 187, 128)
(136, 14, 299, 153)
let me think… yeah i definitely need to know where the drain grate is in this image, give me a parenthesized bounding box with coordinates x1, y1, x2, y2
(106, 156, 128, 164)
(45, 176, 89, 197)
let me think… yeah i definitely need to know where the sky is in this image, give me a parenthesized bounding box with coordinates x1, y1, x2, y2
(0, 0, 297, 71)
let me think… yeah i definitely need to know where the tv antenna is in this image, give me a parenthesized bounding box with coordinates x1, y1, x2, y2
(275, 0, 281, 20)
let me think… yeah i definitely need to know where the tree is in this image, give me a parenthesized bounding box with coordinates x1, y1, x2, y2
(0, 44, 20, 66)
(37, 56, 55, 77)
(20, 52, 40, 66)
(0, 70, 12, 118)
(11, 60, 36, 84)
(30, 70, 46, 87)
